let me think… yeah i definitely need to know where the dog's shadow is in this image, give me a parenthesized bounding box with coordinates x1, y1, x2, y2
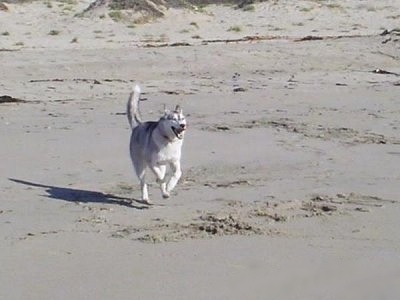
(9, 178, 151, 210)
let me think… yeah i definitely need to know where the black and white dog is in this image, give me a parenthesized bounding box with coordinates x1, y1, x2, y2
(127, 85, 187, 203)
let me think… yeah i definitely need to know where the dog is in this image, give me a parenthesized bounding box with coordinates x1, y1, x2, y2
(127, 84, 187, 203)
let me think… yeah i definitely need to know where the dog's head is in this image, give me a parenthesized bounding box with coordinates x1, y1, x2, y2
(159, 105, 187, 140)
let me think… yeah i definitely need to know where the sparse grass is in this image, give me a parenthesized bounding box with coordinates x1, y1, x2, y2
(62, 5, 74, 12)
(300, 7, 313, 12)
(127, 24, 136, 29)
(43, 0, 52, 8)
(194, 4, 208, 13)
(1, 31, 10, 36)
(71, 37, 78, 43)
(62, 0, 77, 5)
(387, 14, 400, 19)
(179, 29, 190, 33)
(242, 4, 255, 12)
(326, 3, 345, 11)
(14, 41, 24, 46)
(227, 25, 242, 32)
(48, 30, 61, 36)
(326, 3, 342, 9)
(99, 14, 106, 19)
(189, 21, 199, 28)
(93, 30, 103, 34)
(109, 10, 123, 22)
(191, 34, 201, 39)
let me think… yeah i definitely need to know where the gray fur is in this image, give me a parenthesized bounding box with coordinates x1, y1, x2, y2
(127, 84, 187, 203)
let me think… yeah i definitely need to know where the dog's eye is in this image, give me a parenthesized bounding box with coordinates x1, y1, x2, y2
(170, 115, 179, 121)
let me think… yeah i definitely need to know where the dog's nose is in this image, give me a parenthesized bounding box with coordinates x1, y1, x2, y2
(180, 124, 186, 129)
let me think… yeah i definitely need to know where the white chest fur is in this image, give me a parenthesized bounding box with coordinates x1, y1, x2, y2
(152, 139, 183, 164)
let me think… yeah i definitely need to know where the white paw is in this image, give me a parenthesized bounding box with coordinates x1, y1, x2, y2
(141, 198, 152, 205)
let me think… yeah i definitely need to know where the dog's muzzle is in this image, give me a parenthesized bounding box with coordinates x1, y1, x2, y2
(172, 125, 185, 140)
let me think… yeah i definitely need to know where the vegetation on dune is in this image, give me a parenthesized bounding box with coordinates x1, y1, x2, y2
(78, 0, 267, 23)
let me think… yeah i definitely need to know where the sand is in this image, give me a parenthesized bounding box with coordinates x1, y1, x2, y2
(1, 0, 400, 299)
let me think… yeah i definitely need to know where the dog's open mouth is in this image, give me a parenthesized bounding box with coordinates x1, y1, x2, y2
(172, 126, 185, 139)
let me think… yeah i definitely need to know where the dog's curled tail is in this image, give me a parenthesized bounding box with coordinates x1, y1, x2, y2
(127, 84, 142, 128)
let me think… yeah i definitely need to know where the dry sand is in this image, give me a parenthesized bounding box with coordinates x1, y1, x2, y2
(1, 0, 400, 299)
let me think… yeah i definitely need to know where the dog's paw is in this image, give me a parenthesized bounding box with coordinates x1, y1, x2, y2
(139, 198, 153, 205)
(162, 192, 170, 199)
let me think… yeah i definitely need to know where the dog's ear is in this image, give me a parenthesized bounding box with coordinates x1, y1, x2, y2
(163, 104, 170, 115)
(175, 105, 182, 114)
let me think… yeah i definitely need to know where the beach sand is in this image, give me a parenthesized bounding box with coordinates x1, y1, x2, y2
(1, 0, 400, 299)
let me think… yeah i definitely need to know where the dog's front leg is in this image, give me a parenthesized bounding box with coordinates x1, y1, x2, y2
(166, 160, 182, 194)
(150, 164, 169, 199)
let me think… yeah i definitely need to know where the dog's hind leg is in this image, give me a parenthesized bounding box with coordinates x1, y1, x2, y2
(139, 172, 149, 203)
(166, 160, 182, 194)
(133, 159, 149, 202)
(150, 164, 169, 199)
